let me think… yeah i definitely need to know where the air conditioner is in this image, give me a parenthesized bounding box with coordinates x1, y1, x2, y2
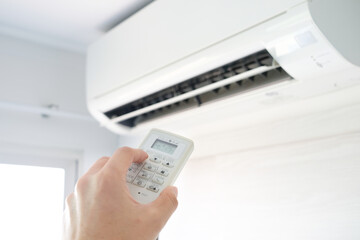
(86, 0, 360, 134)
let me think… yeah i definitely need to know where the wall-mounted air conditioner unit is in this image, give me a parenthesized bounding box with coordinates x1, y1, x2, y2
(87, 0, 360, 134)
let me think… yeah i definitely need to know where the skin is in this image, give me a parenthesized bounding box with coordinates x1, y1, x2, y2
(63, 147, 178, 240)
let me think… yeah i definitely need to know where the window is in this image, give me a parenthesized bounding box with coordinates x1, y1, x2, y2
(0, 152, 77, 240)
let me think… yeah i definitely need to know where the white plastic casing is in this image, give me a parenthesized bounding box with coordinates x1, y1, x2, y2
(87, 0, 360, 135)
(126, 129, 194, 204)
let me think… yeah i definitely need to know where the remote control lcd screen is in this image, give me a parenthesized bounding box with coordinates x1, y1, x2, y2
(151, 139, 177, 154)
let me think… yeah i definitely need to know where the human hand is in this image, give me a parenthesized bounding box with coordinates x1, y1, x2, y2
(63, 147, 178, 240)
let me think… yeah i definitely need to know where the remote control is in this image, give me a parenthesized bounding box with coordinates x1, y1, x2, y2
(126, 129, 194, 204)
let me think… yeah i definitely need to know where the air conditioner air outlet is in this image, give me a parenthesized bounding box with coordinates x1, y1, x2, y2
(103, 49, 293, 128)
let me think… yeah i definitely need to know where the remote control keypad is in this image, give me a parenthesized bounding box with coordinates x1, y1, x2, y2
(127, 152, 175, 191)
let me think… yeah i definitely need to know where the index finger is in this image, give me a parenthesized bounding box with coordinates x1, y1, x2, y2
(104, 147, 148, 180)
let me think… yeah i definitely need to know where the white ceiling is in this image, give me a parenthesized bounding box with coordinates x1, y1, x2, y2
(0, 0, 153, 53)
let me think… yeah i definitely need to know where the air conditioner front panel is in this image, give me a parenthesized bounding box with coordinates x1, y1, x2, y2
(87, 0, 360, 135)
(87, 0, 305, 100)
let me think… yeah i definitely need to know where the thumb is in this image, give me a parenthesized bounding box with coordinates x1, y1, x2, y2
(151, 186, 178, 223)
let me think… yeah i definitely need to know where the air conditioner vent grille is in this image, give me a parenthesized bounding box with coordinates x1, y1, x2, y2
(103, 50, 292, 127)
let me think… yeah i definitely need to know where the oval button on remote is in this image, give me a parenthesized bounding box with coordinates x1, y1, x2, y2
(156, 168, 169, 176)
(162, 161, 174, 168)
(144, 162, 158, 172)
(149, 156, 161, 164)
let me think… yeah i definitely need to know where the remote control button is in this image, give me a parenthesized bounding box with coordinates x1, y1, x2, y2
(128, 162, 143, 172)
(128, 166, 136, 173)
(135, 162, 143, 167)
(156, 168, 169, 177)
(146, 183, 160, 193)
(149, 156, 161, 164)
(127, 170, 138, 179)
(162, 161, 174, 168)
(133, 177, 146, 187)
(144, 162, 158, 172)
(126, 175, 135, 183)
(151, 175, 164, 185)
(138, 170, 153, 180)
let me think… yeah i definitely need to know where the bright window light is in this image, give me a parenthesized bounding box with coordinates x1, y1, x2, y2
(0, 164, 65, 240)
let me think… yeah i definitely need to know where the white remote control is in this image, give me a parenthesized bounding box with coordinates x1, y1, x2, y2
(126, 129, 194, 204)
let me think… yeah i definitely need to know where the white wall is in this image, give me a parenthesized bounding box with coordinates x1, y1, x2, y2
(162, 132, 360, 240)
(0, 34, 118, 175)
(0, 34, 87, 114)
